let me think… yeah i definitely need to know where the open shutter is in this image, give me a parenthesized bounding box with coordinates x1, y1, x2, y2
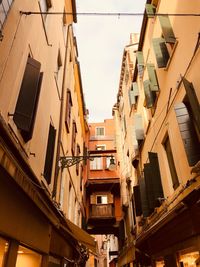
(139, 176, 150, 217)
(90, 195, 96, 204)
(134, 114, 144, 140)
(158, 15, 176, 43)
(144, 163, 155, 212)
(182, 78, 200, 134)
(136, 51, 144, 66)
(174, 103, 200, 166)
(119, 220, 125, 244)
(147, 64, 159, 91)
(13, 57, 42, 141)
(133, 185, 142, 216)
(149, 152, 164, 206)
(43, 124, 56, 184)
(143, 80, 156, 108)
(145, 4, 155, 18)
(129, 90, 136, 106)
(108, 194, 114, 204)
(152, 38, 169, 68)
(133, 82, 139, 96)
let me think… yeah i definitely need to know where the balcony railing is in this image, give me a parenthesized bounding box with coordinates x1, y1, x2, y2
(90, 204, 114, 218)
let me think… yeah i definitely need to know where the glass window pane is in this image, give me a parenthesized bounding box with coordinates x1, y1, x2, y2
(0, 237, 9, 267)
(15, 245, 42, 267)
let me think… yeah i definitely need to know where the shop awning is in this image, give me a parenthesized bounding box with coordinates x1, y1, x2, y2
(60, 219, 97, 254)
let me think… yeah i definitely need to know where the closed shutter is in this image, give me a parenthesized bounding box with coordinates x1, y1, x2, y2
(145, 4, 155, 18)
(43, 123, 56, 184)
(13, 57, 42, 142)
(90, 195, 96, 204)
(152, 38, 169, 68)
(149, 152, 164, 206)
(144, 163, 155, 212)
(158, 15, 176, 43)
(182, 78, 200, 134)
(108, 193, 114, 204)
(133, 185, 142, 216)
(129, 90, 136, 106)
(139, 176, 150, 217)
(134, 114, 144, 140)
(119, 219, 125, 243)
(143, 80, 156, 108)
(147, 63, 159, 91)
(174, 103, 200, 166)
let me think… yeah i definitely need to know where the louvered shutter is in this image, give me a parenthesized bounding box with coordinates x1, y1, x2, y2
(145, 4, 155, 18)
(90, 195, 96, 204)
(144, 163, 155, 212)
(182, 78, 200, 134)
(13, 57, 42, 141)
(43, 124, 56, 184)
(139, 176, 150, 217)
(129, 90, 136, 106)
(174, 103, 200, 166)
(133, 185, 142, 216)
(143, 80, 156, 108)
(147, 64, 159, 91)
(152, 38, 170, 68)
(134, 114, 144, 140)
(158, 15, 176, 43)
(149, 152, 164, 206)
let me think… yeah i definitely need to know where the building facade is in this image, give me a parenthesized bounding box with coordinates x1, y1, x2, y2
(0, 0, 95, 266)
(113, 0, 200, 266)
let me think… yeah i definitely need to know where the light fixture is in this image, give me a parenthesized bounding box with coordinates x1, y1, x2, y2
(59, 155, 116, 169)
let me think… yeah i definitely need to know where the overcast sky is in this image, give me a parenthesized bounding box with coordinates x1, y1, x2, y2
(74, 0, 146, 122)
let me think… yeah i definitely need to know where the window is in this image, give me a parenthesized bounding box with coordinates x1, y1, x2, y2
(95, 127, 105, 136)
(76, 144, 81, 175)
(55, 49, 62, 79)
(0, 237, 9, 267)
(13, 56, 43, 142)
(16, 245, 42, 267)
(163, 136, 179, 190)
(128, 82, 139, 107)
(96, 195, 108, 204)
(90, 157, 103, 170)
(136, 51, 144, 78)
(134, 113, 144, 141)
(65, 90, 72, 133)
(71, 121, 77, 156)
(62, 7, 67, 44)
(39, 0, 52, 21)
(0, 0, 13, 31)
(43, 123, 56, 184)
(96, 144, 106, 150)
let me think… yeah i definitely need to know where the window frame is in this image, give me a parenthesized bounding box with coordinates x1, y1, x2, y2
(95, 127, 105, 137)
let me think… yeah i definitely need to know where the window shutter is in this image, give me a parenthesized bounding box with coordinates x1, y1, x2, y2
(71, 121, 77, 156)
(149, 152, 164, 206)
(108, 193, 114, 204)
(119, 220, 125, 243)
(147, 63, 159, 91)
(143, 80, 156, 108)
(144, 163, 155, 213)
(182, 78, 200, 134)
(152, 38, 170, 68)
(43, 123, 56, 184)
(129, 90, 136, 106)
(136, 51, 144, 66)
(145, 4, 155, 18)
(134, 113, 144, 140)
(174, 103, 200, 166)
(138, 176, 150, 217)
(65, 90, 72, 133)
(133, 82, 139, 96)
(13, 57, 42, 142)
(90, 195, 96, 204)
(158, 15, 176, 43)
(133, 185, 142, 216)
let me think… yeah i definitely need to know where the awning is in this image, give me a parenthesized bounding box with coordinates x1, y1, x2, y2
(60, 219, 97, 254)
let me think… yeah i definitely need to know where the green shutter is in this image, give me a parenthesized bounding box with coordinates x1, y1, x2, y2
(143, 80, 156, 108)
(174, 103, 200, 166)
(134, 114, 144, 140)
(136, 51, 144, 66)
(129, 90, 136, 106)
(139, 176, 150, 217)
(133, 185, 142, 216)
(147, 63, 159, 91)
(145, 4, 155, 18)
(182, 78, 200, 134)
(133, 82, 139, 96)
(144, 163, 155, 212)
(152, 38, 170, 68)
(159, 15, 176, 43)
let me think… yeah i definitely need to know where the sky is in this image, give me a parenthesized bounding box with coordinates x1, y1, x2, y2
(74, 0, 146, 122)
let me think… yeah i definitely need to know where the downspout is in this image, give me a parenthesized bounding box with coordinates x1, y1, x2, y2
(53, 23, 72, 198)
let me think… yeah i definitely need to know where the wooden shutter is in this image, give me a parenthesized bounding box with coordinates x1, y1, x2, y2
(134, 114, 144, 140)
(71, 121, 77, 156)
(147, 64, 159, 91)
(144, 163, 155, 212)
(182, 78, 200, 134)
(133, 82, 139, 96)
(145, 4, 155, 18)
(108, 193, 114, 204)
(119, 220, 125, 243)
(133, 185, 142, 216)
(90, 195, 96, 204)
(143, 80, 156, 108)
(136, 51, 144, 66)
(65, 90, 72, 133)
(152, 38, 169, 68)
(158, 15, 176, 43)
(129, 90, 136, 106)
(174, 103, 200, 166)
(149, 152, 164, 206)
(43, 123, 56, 184)
(138, 176, 150, 217)
(13, 57, 42, 142)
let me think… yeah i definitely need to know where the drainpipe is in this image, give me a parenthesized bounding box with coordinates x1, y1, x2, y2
(53, 23, 72, 198)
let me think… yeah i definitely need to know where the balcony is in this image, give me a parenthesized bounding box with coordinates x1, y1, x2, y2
(89, 204, 115, 220)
